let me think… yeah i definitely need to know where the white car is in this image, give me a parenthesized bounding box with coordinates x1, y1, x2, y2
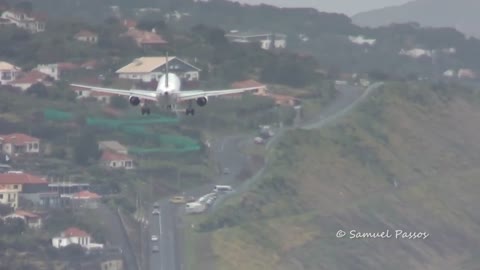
(151, 235, 158, 241)
(152, 209, 160, 215)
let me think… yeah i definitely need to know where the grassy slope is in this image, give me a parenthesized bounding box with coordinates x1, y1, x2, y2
(192, 81, 480, 270)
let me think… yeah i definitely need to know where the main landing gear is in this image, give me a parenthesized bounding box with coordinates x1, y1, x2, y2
(185, 100, 195, 116)
(141, 107, 151, 115)
(185, 108, 195, 116)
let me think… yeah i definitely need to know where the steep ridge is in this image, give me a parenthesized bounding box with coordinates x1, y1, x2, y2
(200, 81, 480, 270)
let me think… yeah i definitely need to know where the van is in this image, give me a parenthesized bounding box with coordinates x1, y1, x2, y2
(213, 185, 233, 193)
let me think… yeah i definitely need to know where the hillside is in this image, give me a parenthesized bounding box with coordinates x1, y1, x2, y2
(352, 0, 480, 38)
(190, 82, 480, 270)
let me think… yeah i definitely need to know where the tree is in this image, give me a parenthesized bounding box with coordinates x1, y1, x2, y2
(26, 83, 48, 98)
(0, 204, 13, 216)
(110, 96, 128, 110)
(73, 130, 100, 166)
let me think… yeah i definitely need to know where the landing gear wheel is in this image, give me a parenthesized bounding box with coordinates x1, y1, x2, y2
(141, 107, 151, 115)
(186, 108, 195, 116)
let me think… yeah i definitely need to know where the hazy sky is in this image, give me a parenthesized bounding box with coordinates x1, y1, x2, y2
(232, 0, 413, 16)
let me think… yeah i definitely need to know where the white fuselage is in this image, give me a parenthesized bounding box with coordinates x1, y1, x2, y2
(155, 73, 182, 107)
(157, 73, 181, 95)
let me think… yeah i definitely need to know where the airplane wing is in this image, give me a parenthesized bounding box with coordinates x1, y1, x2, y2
(178, 86, 263, 101)
(70, 84, 158, 101)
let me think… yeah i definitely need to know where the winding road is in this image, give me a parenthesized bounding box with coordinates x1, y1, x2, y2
(146, 82, 383, 270)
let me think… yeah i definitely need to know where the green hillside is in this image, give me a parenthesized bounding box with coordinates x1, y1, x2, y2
(188, 81, 480, 270)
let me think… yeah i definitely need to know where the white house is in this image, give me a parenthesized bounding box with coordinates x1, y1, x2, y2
(225, 31, 287, 50)
(0, 133, 40, 155)
(0, 61, 21, 85)
(74, 30, 98, 44)
(3, 210, 42, 229)
(10, 70, 52, 91)
(0, 10, 45, 33)
(52, 227, 104, 250)
(36, 64, 60, 80)
(348, 35, 376, 46)
(0, 183, 20, 209)
(100, 151, 134, 170)
(116, 56, 201, 83)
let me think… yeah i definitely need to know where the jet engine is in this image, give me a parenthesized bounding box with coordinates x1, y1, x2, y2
(129, 96, 141, 106)
(196, 97, 208, 107)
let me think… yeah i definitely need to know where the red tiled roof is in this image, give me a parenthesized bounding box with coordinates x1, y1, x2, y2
(57, 62, 78, 71)
(123, 19, 137, 29)
(81, 60, 97, 69)
(101, 151, 132, 162)
(62, 227, 90, 238)
(11, 70, 49, 84)
(11, 210, 39, 218)
(0, 172, 48, 185)
(75, 30, 97, 38)
(72, 190, 101, 200)
(231, 80, 265, 89)
(0, 133, 39, 144)
(124, 28, 167, 45)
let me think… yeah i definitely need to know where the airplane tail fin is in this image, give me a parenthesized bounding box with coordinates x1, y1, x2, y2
(165, 51, 169, 88)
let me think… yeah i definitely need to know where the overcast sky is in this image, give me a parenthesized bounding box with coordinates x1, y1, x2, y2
(232, 0, 413, 16)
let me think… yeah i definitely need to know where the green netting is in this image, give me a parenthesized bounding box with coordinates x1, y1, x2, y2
(43, 109, 73, 121)
(43, 109, 200, 153)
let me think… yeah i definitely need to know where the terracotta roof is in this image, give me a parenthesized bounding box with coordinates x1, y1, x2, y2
(101, 151, 132, 162)
(75, 30, 97, 38)
(72, 190, 101, 199)
(10, 210, 39, 218)
(0, 133, 39, 144)
(62, 227, 90, 238)
(81, 60, 97, 69)
(122, 19, 137, 29)
(124, 28, 167, 45)
(0, 172, 48, 185)
(57, 62, 78, 71)
(231, 80, 265, 89)
(11, 70, 49, 84)
(0, 61, 20, 72)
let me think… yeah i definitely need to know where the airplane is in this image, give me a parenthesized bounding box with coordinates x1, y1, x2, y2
(71, 54, 265, 116)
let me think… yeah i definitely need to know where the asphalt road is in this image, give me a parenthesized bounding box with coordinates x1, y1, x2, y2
(146, 82, 383, 270)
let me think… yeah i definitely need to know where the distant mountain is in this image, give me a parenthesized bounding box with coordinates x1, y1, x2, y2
(352, 0, 480, 38)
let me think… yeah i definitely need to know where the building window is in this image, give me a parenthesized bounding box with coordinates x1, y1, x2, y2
(112, 162, 116, 167)
(33, 143, 38, 149)
(13, 185, 18, 189)
(0, 194, 3, 199)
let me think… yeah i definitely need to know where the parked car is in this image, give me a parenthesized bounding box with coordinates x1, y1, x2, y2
(151, 235, 158, 241)
(169, 196, 186, 204)
(152, 245, 159, 252)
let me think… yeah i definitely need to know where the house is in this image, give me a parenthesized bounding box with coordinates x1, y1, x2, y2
(116, 56, 201, 83)
(122, 19, 137, 29)
(225, 80, 266, 99)
(100, 255, 124, 270)
(99, 141, 128, 154)
(123, 28, 168, 49)
(9, 70, 52, 90)
(225, 31, 287, 50)
(74, 30, 98, 44)
(0, 18, 14, 28)
(52, 227, 104, 250)
(458, 69, 476, 79)
(0, 10, 45, 33)
(0, 183, 20, 209)
(36, 62, 79, 80)
(101, 151, 134, 170)
(89, 91, 114, 104)
(71, 190, 101, 209)
(3, 209, 42, 228)
(0, 171, 49, 194)
(0, 133, 40, 156)
(0, 61, 21, 85)
(232, 80, 298, 106)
